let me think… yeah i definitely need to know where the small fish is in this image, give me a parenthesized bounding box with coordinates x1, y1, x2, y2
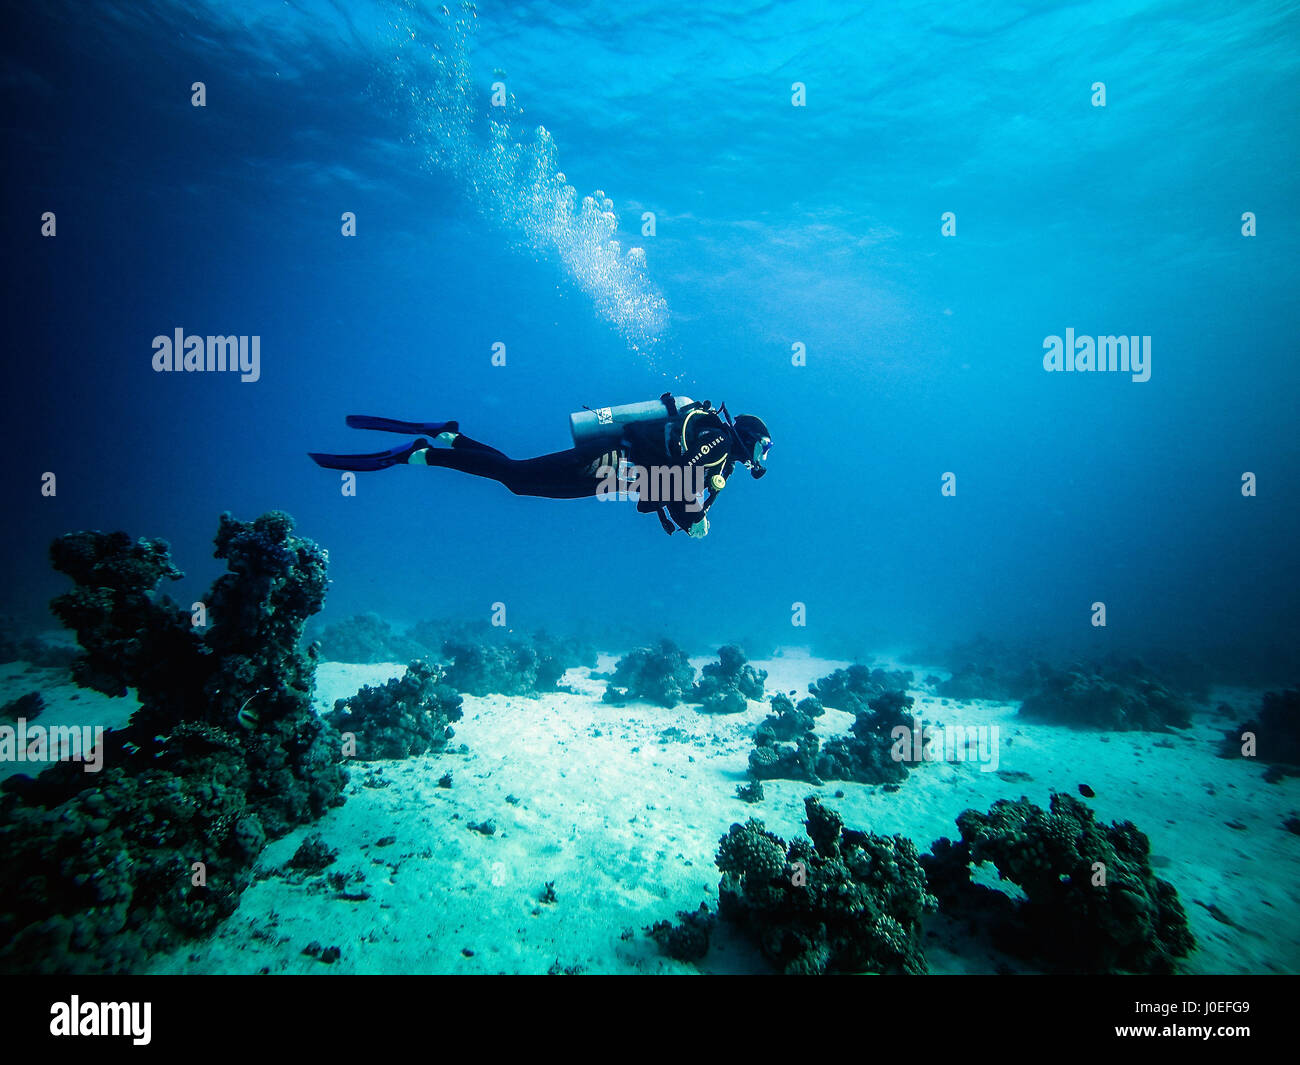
(236, 687, 268, 730)
(1078, 784, 1096, 798)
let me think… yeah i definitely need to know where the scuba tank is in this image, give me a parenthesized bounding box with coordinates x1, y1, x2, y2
(569, 396, 694, 444)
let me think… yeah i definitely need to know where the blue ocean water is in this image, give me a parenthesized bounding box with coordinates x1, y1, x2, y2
(2, 0, 1300, 989)
(3, 0, 1297, 672)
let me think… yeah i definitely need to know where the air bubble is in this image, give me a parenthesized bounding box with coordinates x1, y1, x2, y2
(391, 9, 667, 349)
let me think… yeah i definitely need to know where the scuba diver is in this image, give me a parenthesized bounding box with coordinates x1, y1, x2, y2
(309, 393, 771, 538)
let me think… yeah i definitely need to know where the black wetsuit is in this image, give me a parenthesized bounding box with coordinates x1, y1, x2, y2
(415, 394, 737, 533)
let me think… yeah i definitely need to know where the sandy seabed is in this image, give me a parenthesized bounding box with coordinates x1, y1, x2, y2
(3, 650, 1297, 975)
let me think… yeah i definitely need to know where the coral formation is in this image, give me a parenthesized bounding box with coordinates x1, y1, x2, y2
(316, 614, 597, 694)
(1221, 688, 1300, 767)
(749, 725, 823, 784)
(287, 832, 339, 873)
(715, 797, 934, 974)
(930, 638, 1213, 710)
(817, 690, 922, 785)
(327, 660, 463, 760)
(0, 511, 347, 974)
(645, 903, 715, 961)
(692, 645, 766, 713)
(744, 685, 921, 787)
(45, 528, 198, 708)
(1105, 651, 1214, 704)
(809, 663, 915, 713)
(602, 639, 696, 707)
(698, 688, 747, 715)
(441, 632, 581, 696)
(1018, 663, 1193, 731)
(757, 692, 823, 742)
(316, 612, 428, 664)
(924, 636, 1044, 702)
(747, 693, 826, 783)
(1, 691, 44, 721)
(938, 661, 1043, 702)
(923, 792, 1194, 974)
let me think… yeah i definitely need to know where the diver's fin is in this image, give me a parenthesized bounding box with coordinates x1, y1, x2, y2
(346, 415, 460, 436)
(309, 438, 431, 471)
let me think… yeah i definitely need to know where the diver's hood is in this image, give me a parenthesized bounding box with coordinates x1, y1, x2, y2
(721, 408, 771, 479)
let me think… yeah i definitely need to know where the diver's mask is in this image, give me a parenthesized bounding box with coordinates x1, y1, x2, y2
(748, 435, 771, 478)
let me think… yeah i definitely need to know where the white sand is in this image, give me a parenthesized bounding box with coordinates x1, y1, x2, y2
(0, 661, 134, 785)
(7, 651, 1298, 973)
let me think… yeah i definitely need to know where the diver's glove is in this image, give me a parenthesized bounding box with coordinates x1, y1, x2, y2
(686, 516, 710, 539)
